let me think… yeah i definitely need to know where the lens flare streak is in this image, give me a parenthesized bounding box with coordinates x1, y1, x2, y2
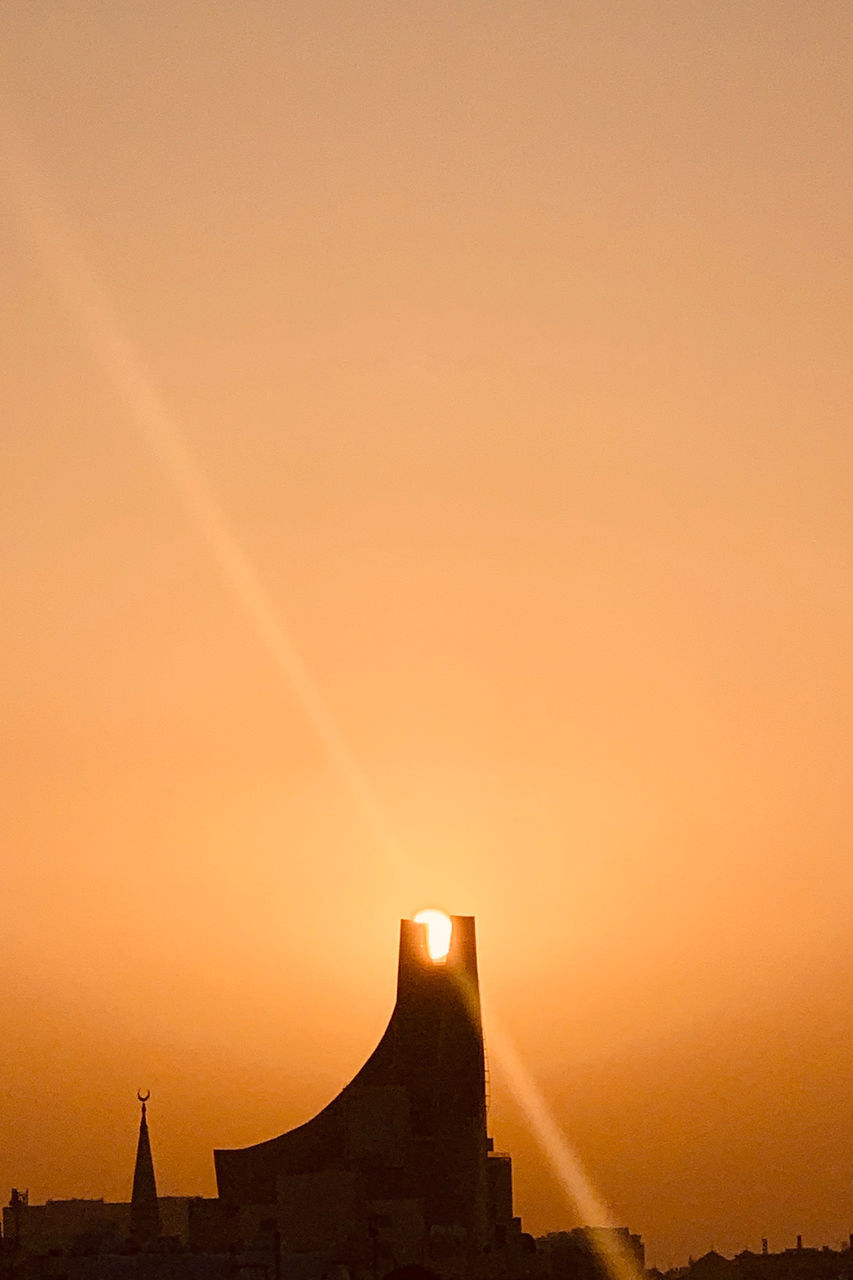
(486, 1014, 644, 1280)
(1, 126, 404, 881)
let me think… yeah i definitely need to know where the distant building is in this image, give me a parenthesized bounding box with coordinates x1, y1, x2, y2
(537, 1227, 645, 1280)
(661, 1240, 853, 1280)
(0, 1192, 206, 1258)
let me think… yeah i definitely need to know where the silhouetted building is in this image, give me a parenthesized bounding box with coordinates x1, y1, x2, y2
(1, 914, 529, 1279)
(0, 1100, 212, 1263)
(661, 1240, 853, 1280)
(130, 1093, 161, 1243)
(1, 1193, 128, 1258)
(214, 914, 519, 1271)
(537, 1227, 645, 1280)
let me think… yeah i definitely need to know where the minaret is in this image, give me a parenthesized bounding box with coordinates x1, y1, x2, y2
(130, 1090, 160, 1243)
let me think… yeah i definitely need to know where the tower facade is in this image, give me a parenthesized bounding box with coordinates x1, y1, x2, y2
(214, 915, 512, 1263)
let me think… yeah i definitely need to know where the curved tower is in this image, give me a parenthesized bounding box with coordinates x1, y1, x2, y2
(214, 915, 502, 1254)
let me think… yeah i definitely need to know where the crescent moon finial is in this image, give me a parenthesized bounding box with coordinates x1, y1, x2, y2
(137, 1089, 150, 1104)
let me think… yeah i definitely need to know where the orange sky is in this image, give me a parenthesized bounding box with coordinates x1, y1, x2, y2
(1, 3, 851, 1268)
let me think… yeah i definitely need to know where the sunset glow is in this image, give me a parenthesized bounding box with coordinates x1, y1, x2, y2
(1, 2, 851, 1267)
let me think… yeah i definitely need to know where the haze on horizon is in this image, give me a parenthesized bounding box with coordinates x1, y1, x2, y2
(1, 3, 851, 1270)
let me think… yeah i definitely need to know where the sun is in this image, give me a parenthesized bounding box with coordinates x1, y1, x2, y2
(413, 909, 453, 961)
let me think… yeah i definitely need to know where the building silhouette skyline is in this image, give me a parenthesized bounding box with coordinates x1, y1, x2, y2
(1, 915, 849, 1280)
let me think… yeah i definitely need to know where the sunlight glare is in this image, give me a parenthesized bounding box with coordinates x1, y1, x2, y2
(414, 909, 452, 961)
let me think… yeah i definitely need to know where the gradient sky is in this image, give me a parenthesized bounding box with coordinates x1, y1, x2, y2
(1, 3, 851, 1269)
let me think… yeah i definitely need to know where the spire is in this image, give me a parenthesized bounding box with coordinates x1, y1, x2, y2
(130, 1091, 160, 1243)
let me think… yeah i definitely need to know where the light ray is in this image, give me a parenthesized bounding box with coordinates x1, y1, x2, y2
(486, 1010, 644, 1280)
(442, 955, 640, 1280)
(5, 131, 639, 1280)
(1, 125, 405, 882)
